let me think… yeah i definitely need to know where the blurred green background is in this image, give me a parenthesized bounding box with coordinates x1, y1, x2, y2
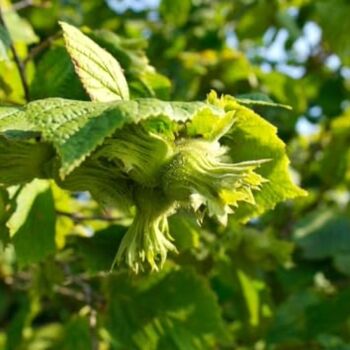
(0, 0, 350, 349)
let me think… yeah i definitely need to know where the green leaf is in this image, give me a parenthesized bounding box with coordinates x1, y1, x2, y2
(30, 46, 87, 100)
(159, 0, 192, 27)
(0, 98, 214, 177)
(236, 93, 292, 110)
(90, 29, 171, 99)
(5, 295, 31, 350)
(210, 94, 306, 222)
(19, 323, 63, 350)
(60, 21, 130, 102)
(138, 70, 171, 100)
(294, 209, 350, 260)
(267, 290, 320, 345)
(316, 0, 350, 65)
(0, 61, 27, 104)
(0, 25, 10, 61)
(237, 268, 262, 327)
(3, 9, 39, 45)
(306, 289, 350, 337)
(319, 110, 350, 186)
(11, 180, 56, 267)
(168, 212, 201, 250)
(105, 267, 227, 350)
(57, 316, 92, 350)
(333, 254, 350, 277)
(186, 107, 235, 141)
(77, 225, 126, 272)
(0, 105, 29, 131)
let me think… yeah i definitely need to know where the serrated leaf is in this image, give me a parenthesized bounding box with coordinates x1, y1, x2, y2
(0, 98, 216, 177)
(60, 21, 130, 102)
(210, 94, 306, 222)
(0, 105, 29, 131)
(105, 267, 227, 350)
(186, 107, 235, 141)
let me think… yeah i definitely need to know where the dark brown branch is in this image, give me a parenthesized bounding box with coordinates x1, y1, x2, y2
(0, 6, 29, 101)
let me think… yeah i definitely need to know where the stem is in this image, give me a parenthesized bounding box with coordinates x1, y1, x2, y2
(0, 5, 29, 101)
(11, 0, 50, 11)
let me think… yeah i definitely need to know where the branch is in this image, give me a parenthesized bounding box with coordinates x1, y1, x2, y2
(11, 0, 51, 12)
(0, 6, 29, 101)
(56, 210, 122, 223)
(24, 31, 61, 64)
(54, 285, 86, 302)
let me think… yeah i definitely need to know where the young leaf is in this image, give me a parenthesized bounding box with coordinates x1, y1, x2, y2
(60, 21, 130, 102)
(208, 92, 306, 222)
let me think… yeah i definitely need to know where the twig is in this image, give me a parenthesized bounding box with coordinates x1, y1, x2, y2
(11, 0, 34, 11)
(24, 31, 61, 64)
(54, 285, 86, 302)
(56, 209, 122, 223)
(11, 0, 51, 12)
(0, 6, 29, 101)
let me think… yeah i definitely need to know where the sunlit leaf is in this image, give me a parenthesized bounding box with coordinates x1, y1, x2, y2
(60, 21, 130, 102)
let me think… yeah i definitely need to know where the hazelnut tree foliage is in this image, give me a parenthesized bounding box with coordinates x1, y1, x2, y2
(0, 0, 350, 349)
